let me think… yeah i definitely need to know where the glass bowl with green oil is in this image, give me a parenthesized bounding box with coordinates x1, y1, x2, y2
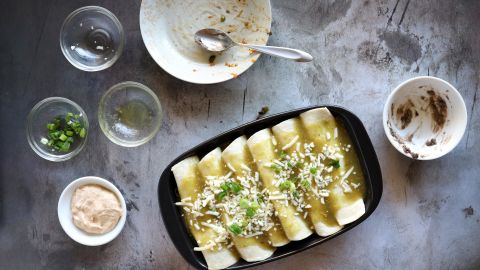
(98, 81, 162, 147)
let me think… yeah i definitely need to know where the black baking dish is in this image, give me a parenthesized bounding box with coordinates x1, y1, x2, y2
(158, 105, 383, 269)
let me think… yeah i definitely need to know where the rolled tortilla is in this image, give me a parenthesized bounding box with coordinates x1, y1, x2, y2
(198, 147, 275, 262)
(171, 156, 239, 270)
(272, 118, 342, 236)
(300, 108, 366, 226)
(247, 129, 313, 241)
(222, 136, 290, 247)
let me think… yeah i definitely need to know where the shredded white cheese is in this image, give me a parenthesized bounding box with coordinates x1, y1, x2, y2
(226, 162, 236, 172)
(282, 135, 299, 150)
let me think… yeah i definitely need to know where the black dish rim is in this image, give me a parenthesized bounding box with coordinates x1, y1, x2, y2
(158, 105, 383, 270)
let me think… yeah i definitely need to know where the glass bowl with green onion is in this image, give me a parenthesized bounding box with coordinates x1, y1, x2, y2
(27, 97, 89, 161)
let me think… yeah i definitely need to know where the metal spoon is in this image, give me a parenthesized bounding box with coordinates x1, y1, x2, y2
(194, 28, 313, 62)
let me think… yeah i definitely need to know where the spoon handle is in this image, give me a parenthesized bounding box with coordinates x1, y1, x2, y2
(241, 44, 313, 62)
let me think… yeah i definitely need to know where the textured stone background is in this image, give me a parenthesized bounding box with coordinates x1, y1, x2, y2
(1, 0, 479, 269)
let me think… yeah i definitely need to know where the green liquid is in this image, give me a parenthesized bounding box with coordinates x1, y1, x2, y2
(115, 100, 152, 129)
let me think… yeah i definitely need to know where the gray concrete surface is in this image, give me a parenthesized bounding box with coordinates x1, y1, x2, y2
(1, 0, 479, 269)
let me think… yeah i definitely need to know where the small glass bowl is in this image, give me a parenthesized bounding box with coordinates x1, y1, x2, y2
(27, 97, 89, 162)
(98, 81, 163, 147)
(60, 6, 124, 71)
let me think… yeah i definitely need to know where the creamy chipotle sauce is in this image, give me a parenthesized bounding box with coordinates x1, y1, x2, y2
(71, 184, 122, 234)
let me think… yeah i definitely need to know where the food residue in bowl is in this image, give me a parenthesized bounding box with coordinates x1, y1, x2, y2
(167, 0, 270, 64)
(395, 99, 417, 129)
(71, 184, 123, 234)
(425, 138, 437, 146)
(423, 88, 448, 132)
(388, 84, 452, 159)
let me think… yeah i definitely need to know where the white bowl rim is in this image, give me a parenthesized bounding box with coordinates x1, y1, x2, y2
(57, 176, 127, 246)
(382, 75, 468, 160)
(139, 0, 272, 84)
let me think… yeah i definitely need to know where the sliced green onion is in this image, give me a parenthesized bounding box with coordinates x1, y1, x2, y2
(59, 134, 68, 141)
(79, 128, 86, 138)
(228, 181, 242, 194)
(47, 123, 57, 130)
(246, 207, 256, 218)
(239, 198, 250, 209)
(216, 191, 227, 201)
(59, 141, 71, 152)
(279, 180, 295, 192)
(229, 224, 242, 235)
(301, 180, 311, 189)
(329, 160, 340, 168)
(44, 112, 85, 153)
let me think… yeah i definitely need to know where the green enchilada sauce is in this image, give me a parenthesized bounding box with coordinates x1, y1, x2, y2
(249, 136, 310, 240)
(178, 170, 217, 248)
(313, 119, 366, 215)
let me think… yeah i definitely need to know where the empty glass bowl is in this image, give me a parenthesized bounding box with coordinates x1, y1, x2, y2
(26, 97, 89, 162)
(60, 6, 124, 71)
(98, 81, 163, 147)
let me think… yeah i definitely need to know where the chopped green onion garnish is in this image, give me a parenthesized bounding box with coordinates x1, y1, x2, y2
(239, 198, 250, 209)
(228, 181, 242, 194)
(309, 167, 318, 174)
(270, 164, 281, 174)
(59, 134, 68, 141)
(79, 128, 86, 138)
(279, 180, 295, 192)
(43, 112, 85, 153)
(216, 191, 227, 201)
(246, 207, 256, 218)
(220, 183, 229, 192)
(329, 160, 340, 168)
(301, 180, 310, 189)
(60, 141, 71, 152)
(229, 223, 242, 235)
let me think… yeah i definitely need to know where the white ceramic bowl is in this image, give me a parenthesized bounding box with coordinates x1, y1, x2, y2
(58, 176, 127, 246)
(140, 0, 272, 84)
(383, 76, 467, 160)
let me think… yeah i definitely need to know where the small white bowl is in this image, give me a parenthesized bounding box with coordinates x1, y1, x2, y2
(58, 176, 127, 246)
(383, 76, 467, 160)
